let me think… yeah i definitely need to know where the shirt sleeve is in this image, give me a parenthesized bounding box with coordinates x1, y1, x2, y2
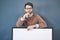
(16, 16, 25, 27)
(36, 14, 47, 28)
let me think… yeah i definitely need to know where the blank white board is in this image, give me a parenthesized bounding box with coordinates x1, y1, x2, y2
(13, 28, 52, 40)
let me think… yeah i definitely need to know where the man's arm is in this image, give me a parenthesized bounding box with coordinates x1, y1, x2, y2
(16, 16, 25, 27)
(37, 14, 47, 28)
(16, 13, 30, 27)
(27, 14, 47, 30)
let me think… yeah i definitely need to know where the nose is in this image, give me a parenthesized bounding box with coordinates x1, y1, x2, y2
(27, 9, 30, 12)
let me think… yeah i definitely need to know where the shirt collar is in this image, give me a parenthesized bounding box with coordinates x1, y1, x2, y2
(29, 13, 33, 17)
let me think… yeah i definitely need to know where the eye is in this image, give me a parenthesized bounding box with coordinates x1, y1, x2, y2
(26, 8, 32, 9)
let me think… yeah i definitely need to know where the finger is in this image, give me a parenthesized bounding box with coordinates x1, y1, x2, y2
(27, 26, 31, 31)
(27, 28, 31, 31)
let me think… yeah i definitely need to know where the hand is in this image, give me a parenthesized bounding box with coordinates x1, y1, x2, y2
(20, 13, 30, 21)
(27, 25, 35, 30)
(23, 13, 30, 19)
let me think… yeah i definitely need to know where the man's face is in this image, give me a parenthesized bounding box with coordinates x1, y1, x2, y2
(24, 5, 33, 14)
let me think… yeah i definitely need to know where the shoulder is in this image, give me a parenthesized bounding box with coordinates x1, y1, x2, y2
(33, 13, 41, 17)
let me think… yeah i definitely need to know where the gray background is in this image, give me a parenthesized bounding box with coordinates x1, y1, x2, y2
(0, 0, 60, 40)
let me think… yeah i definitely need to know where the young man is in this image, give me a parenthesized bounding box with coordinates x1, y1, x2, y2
(16, 2, 47, 30)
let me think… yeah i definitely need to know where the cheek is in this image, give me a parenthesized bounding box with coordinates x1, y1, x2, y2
(29, 9, 33, 12)
(25, 9, 33, 12)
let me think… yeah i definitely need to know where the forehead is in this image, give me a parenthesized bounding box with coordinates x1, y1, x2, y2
(26, 5, 32, 8)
